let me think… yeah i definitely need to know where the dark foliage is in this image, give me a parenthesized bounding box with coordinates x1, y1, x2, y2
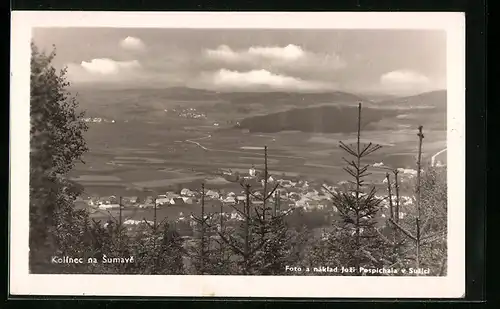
(29, 43, 89, 272)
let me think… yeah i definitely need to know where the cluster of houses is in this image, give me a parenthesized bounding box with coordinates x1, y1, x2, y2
(87, 188, 199, 210)
(82, 117, 115, 123)
(84, 165, 414, 224)
(164, 107, 207, 120)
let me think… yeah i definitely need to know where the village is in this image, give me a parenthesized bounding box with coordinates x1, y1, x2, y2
(79, 165, 337, 212)
(164, 107, 207, 120)
(82, 117, 116, 123)
(75, 163, 418, 230)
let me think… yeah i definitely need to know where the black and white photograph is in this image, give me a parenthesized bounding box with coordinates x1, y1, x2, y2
(10, 12, 465, 298)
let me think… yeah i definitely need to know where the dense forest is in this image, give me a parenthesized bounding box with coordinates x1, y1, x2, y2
(29, 43, 447, 276)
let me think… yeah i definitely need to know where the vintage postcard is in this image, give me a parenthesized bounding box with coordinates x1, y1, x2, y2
(10, 11, 465, 298)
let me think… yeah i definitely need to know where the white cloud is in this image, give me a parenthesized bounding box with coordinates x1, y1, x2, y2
(205, 44, 306, 63)
(359, 70, 443, 96)
(381, 70, 430, 86)
(203, 44, 345, 71)
(378, 70, 434, 95)
(120, 36, 146, 51)
(80, 58, 141, 75)
(199, 69, 334, 91)
(247, 44, 305, 61)
(66, 58, 142, 83)
(204, 45, 239, 62)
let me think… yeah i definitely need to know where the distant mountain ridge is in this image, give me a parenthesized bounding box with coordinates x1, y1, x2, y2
(70, 86, 375, 120)
(237, 90, 447, 133)
(219, 90, 369, 106)
(376, 90, 447, 110)
(69, 85, 446, 130)
(238, 105, 393, 133)
(71, 85, 370, 104)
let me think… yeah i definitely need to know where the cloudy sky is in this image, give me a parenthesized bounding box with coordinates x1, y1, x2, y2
(32, 28, 446, 95)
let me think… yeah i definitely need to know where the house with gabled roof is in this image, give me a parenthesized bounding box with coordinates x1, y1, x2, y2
(156, 196, 171, 206)
(124, 196, 138, 204)
(205, 190, 219, 199)
(223, 196, 236, 205)
(170, 197, 186, 205)
(181, 188, 194, 197)
(99, 203, 120, 210)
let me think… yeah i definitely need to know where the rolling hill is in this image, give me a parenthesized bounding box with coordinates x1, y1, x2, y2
(69, 85, 446, 133)
(237, 90, 447, 133)
(220, 90, 369, 106)
(376, 90, 447, 111)
(69, 86, 374, 122)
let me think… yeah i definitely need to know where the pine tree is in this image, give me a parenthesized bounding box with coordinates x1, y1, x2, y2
(156, 222, 185, 275)
(387, 126, 448, 275)
(129, 220, 185, 275)
(190, 183, 216, 274)
(86, 219, 116, 273)
(204, 202, 230, 274)
(323, 103, 385, 274)
(257, 191, 294, 275)
(420, 165, 447, 275)
(214, 183, 259, 274)
(30, 42, 89, 272)
(212, 146, 296, 275)
(377, 170, 409, 273)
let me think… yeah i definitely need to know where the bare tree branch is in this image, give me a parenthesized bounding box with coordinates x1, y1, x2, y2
(388, 218, 417, 241)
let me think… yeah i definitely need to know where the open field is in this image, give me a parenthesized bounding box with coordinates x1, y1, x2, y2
(71, 118, 445, 197)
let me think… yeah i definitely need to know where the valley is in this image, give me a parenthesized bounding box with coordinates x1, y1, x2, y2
(69, 86, 447, 221)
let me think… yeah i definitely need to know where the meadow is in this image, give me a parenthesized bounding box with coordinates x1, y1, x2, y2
(72, 121, 444, 202)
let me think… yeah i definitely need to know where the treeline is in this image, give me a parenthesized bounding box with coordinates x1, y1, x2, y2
(29, 43, 447, 276)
